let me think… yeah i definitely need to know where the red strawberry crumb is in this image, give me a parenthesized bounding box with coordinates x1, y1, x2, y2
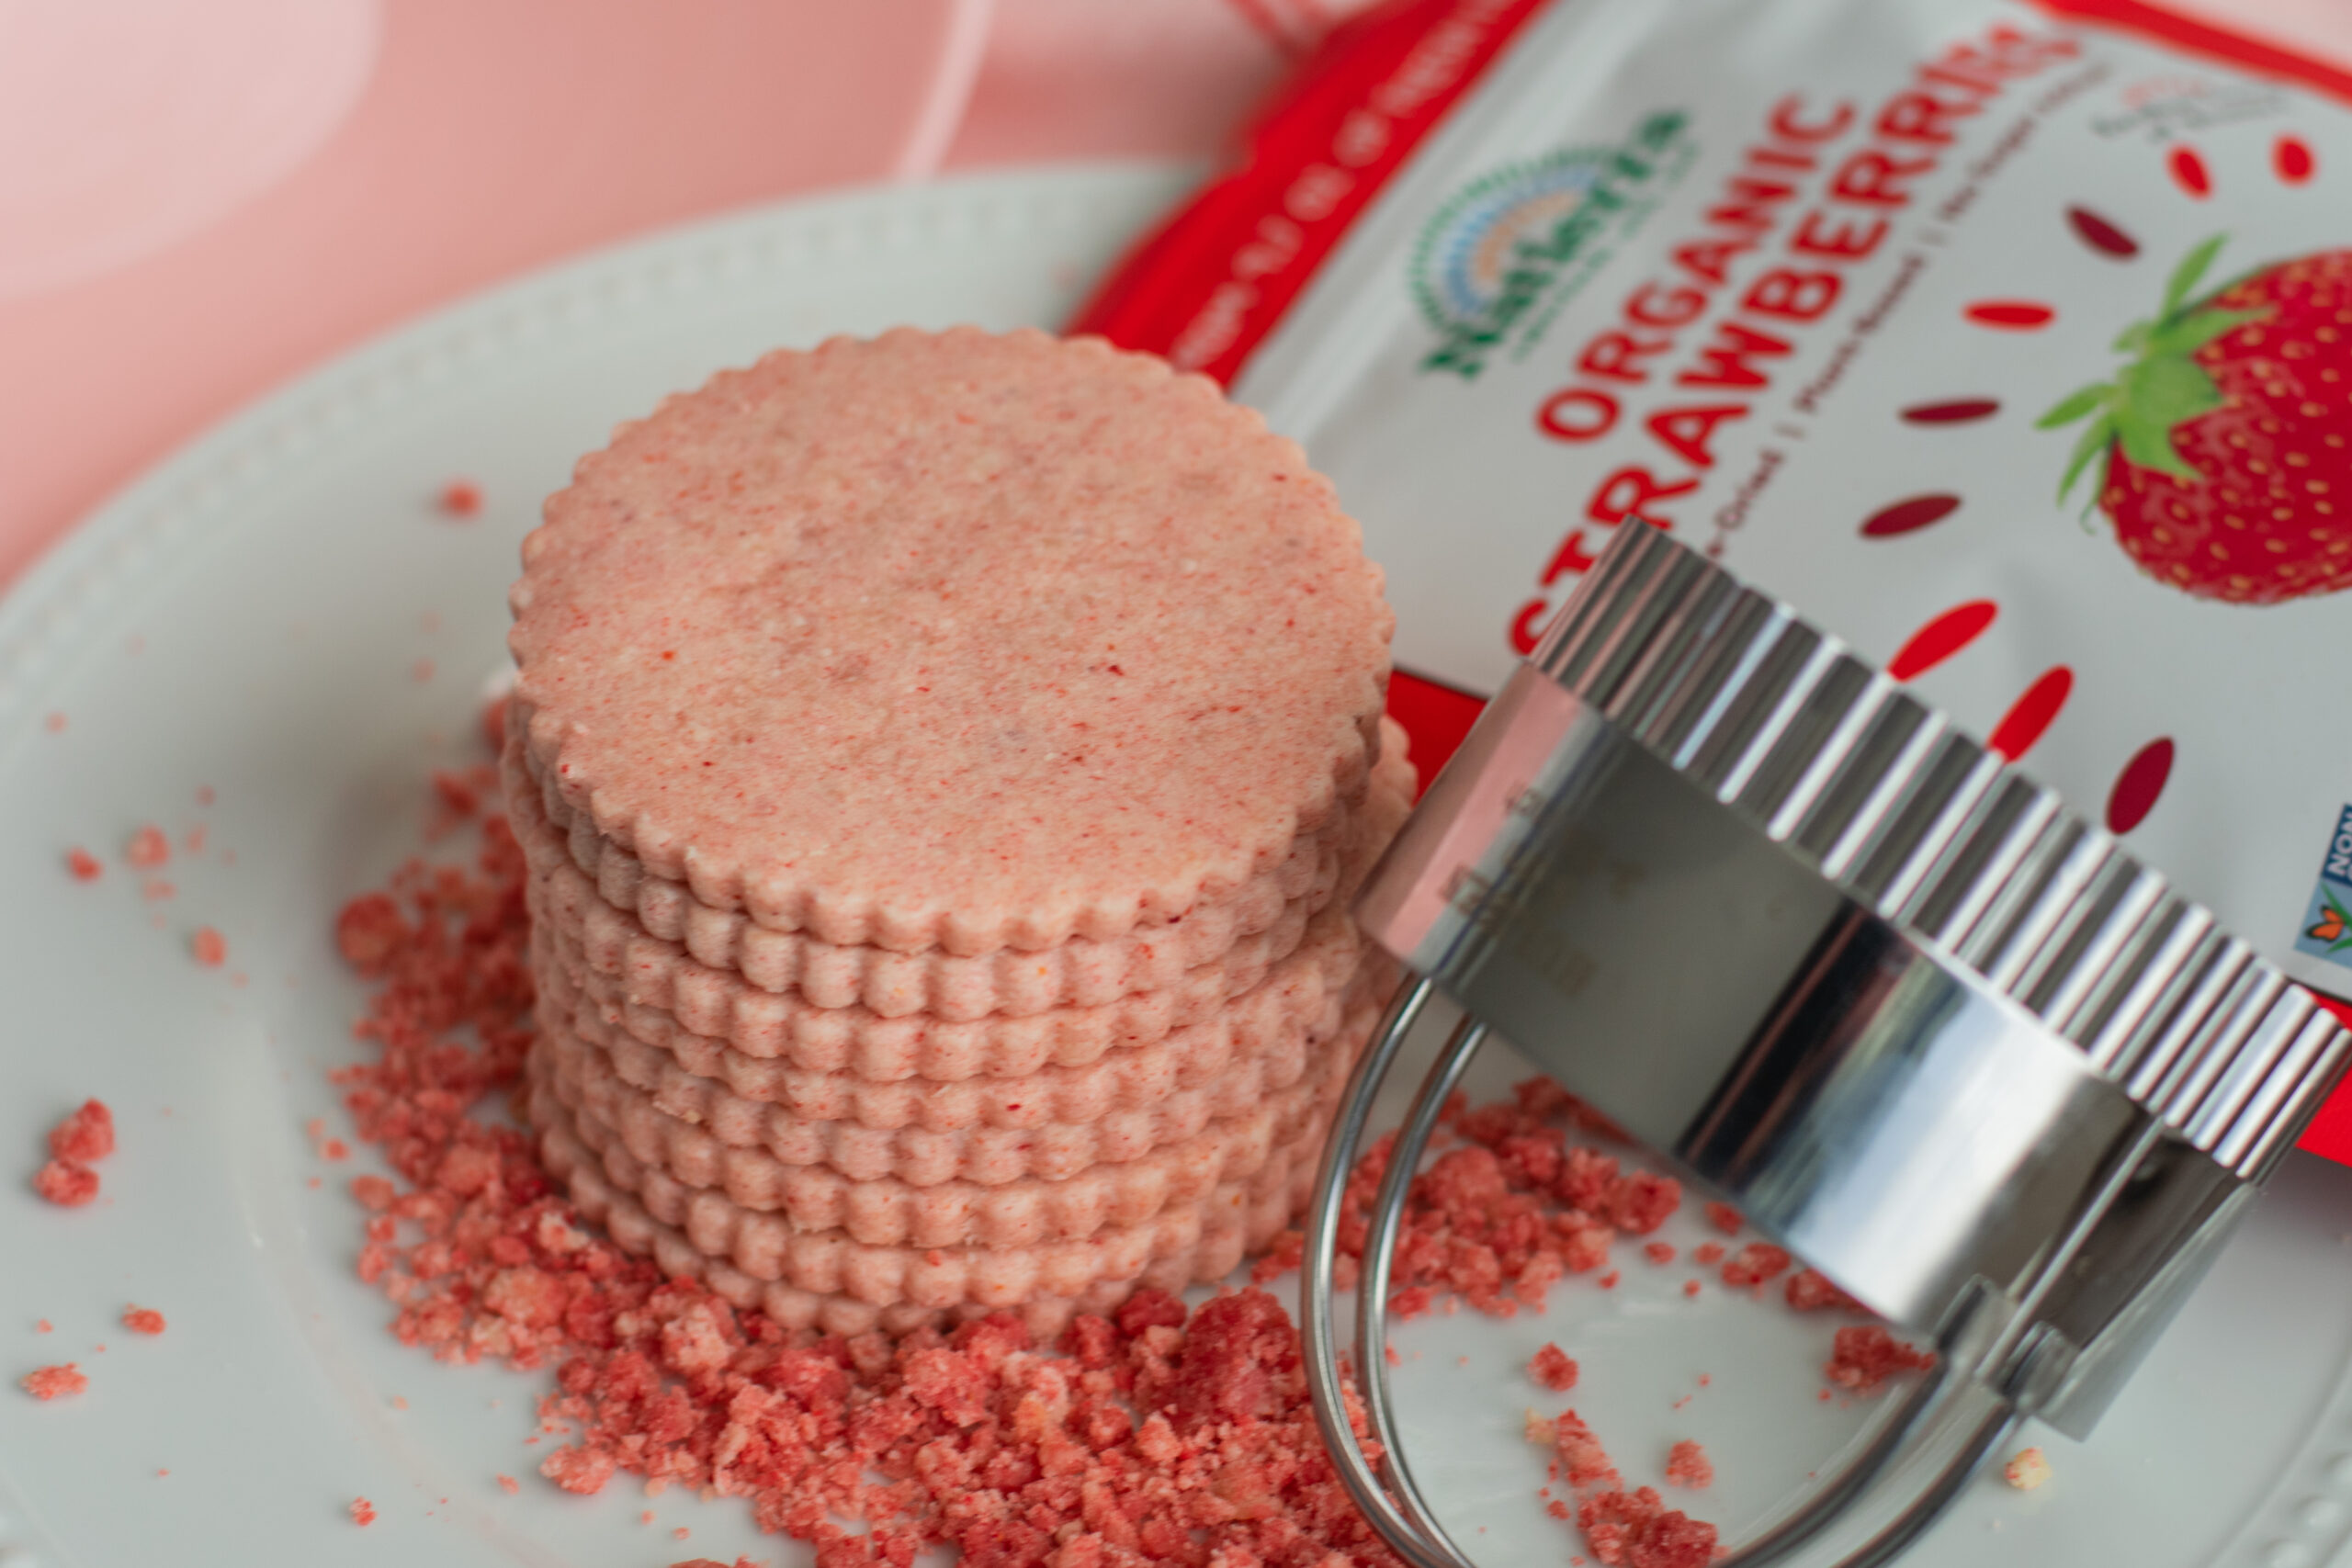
(1784, 1269, 1864, 1313)
(1720, 1244, 1792, 1290)
(1826, 1325, 1936, 1393)
(34, 1159, 98, 1207)
(122, 1307, 165, 1336)
(673, 1527, 690, 1540)
(191, 927, 227, 966)
(143, 879, 175, 902)
(1576, 1487, 1716, 1568)
(49, 1100, 115, 1163)
(1681, 1280, 1700, 1298)
(321, 1138, 350, 1162)
(36, 1320, 51, 1334)
(125, 825, 169, 868)
(45, 712, 66, 732)
(1702, 1203, 1742, 1235)
(438, 480, 484, 517)
(351, 1497, 377, 1527)
(1597, 1270, 1620, 1290)
(186, 825, 207, 854)
(1553, 1410, 1620, 1488)
(497, 1474, 519, 1495)
(1530, 1344, 1579, 1392)
(1642, 1242, 1674, 1266)
(1690, 1243, 1724, 1266)
(1665, 1440, 1712, 1489)
(22, 1363, 86, 1400)
(66, 848, 101, 881)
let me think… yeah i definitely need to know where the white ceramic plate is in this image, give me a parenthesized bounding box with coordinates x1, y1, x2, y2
(2, 163, 2351, 1568)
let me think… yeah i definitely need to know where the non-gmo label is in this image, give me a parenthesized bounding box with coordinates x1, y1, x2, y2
(2295, 804, 2352, 971)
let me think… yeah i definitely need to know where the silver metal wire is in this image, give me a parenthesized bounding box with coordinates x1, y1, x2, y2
(1300, 965, 2018, 1568)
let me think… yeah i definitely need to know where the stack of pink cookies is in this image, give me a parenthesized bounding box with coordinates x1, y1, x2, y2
(505, 329, 1409, 1337)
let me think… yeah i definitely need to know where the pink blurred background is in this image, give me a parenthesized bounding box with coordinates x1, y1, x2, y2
(2, 0, 2343, 591)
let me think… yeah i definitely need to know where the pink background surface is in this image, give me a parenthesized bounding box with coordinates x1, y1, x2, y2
(1, 0, 2344, 591)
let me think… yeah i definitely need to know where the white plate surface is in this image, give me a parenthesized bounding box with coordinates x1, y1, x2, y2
(2, 162, 2351, 1568)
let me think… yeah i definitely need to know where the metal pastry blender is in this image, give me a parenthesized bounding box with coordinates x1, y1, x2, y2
(1303, 520, 2352, 1567)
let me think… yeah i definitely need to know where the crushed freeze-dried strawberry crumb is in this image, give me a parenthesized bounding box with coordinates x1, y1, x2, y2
(1826, 1325, 1935, 1393)
(36, 1320, 51, 1334)
(125, 825, 169, 868)
(351, 1497, 377, 1526)
(1681, 1280, 1700, 1298)
(22, 1363, 86, 1400)
(671, 1559, 766, 1568)
(438, 480, 484, 517)
(497, 1474, 519, 1494)
(122, 1306, 165, 1336)
(1784, 1269, 1864, 1314)
(1720, 1244, 1792, 1290)
(1702, 1203, 1742, 1235)
(49, 1100, 115, 1163)
(1690, 1243, 1724, 1266)
(66, 848, 101, 881)
(1642, 1242, 1674, 1266)
(34, 1159, 97, 1206)
(1576, 1486, 1716, 1568)
(1553, 1410, 1620, 1489)
(1530, 1344, 1578, 1392)
(1664, 1440, 1712, 1489)
(191, 927, 227, 966)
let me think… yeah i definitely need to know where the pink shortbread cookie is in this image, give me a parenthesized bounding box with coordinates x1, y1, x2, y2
(526, 1002, 1365, 1312)
(516, 726, 1347, 984)
(507, 328, 1394, 959)
(541, 931, 1370, 1166)
(535, 991, 1358, 1248)
(525, 737, 1414, 1028)
(507, 748, 1344, 1018)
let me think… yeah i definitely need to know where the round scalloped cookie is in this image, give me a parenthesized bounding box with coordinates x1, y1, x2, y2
(515, 723, 1349, 977)
(525, 736, 1414, 1028)
(505, 750, 1342, 1017)
(507, 327, 1394, 959)
(542, 885, 1364, 1087)
(538, 930, 1364, 1151)
(525, 1019, 1353, 1311)
(534, 999, 1356, 1247)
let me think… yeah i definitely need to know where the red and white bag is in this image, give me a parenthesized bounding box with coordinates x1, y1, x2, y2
(1075, 0, 2352, 1153)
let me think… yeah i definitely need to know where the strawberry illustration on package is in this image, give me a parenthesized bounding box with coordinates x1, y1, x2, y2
(1075, 0, 2352, 1155)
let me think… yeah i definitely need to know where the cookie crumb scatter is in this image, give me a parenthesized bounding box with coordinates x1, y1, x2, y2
(66, 848, 101, 881)
(126, 825, 170, 869)
(192, 927, 227, 966)
(1702, 1203, 1742, 1235)
(50, 1100, 115, 1163)
(351, 1497, 377, 1527)
(34, 1159, 98, 1207)
(1825, 1325, 1935, 1393)
(1531, 1343, 1579, 1392)
(1665, 1440, 1713, 1489)
(122, 1306, 165, 1336)
(438, 480, 484, 518)
(22, 1363, 86, 1401)
(2003, 1447, 2051, 1491)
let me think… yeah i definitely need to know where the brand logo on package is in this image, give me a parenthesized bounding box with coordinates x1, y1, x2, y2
(1412, 112, 1696, 380)
(2298, 805, 2352, 969)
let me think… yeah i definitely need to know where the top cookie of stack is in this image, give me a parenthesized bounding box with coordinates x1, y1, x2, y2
(509, 327, 1392, 964)
(505, 328, 1401, 1335)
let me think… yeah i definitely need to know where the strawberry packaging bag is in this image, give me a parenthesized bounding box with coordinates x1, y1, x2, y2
(1076, 0, 2352, 1156)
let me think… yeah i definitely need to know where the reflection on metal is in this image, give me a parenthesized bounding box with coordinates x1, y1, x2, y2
(1305, 522, 2350, 1565)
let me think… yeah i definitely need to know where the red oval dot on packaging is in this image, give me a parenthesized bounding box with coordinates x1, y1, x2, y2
(2065, 206, 2139, 257)
(2276, 134, 2315, 185)
(1962, 300, 2054, 329)
(1886, 601, 1996, 682)
(1899, 399, 2000, 425)
(1860, 494, 1961, 538)
(2105, 738, 2175, 834)
(2168, 145, 2211, 197)
(1987, 667, 2073, 761)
